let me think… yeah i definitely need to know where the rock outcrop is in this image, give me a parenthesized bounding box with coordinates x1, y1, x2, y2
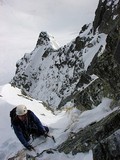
(93, 129, 120, 160)
(58, 108, 120, 157)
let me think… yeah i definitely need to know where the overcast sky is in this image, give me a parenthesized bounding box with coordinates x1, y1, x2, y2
(0, 0, 99, 85)
(1, 0, 99, 44)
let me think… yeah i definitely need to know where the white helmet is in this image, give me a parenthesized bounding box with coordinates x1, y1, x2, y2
(16, 105, 27, 116)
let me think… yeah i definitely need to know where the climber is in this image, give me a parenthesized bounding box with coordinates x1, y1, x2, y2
(10, 105, 49, 151)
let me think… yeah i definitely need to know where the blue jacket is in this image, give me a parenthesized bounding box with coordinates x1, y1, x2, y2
(12, 110, 46, 148)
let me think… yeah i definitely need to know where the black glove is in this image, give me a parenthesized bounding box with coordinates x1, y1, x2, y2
(44, 131, 48, 138)
(27, 145, 34, 151)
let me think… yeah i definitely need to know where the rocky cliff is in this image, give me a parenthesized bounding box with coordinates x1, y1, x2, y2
(58, 0, 120, 159)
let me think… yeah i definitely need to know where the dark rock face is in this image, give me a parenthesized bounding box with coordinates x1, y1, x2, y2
(114, 40, 120, 64)
(74, 36, 86, 51)
(58, 109, 120, 156)
(93, 129, 120, 160)
(36, 32, 50, 46)
(88, 22, 120, 102)
(93, 0, 120, 34)
(74, 78, 110, 110)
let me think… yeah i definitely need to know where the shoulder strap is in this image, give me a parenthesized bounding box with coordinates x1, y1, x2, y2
(10, 107, 17, 127)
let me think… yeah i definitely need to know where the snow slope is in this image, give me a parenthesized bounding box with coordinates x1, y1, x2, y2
(0, 84, 116, 160)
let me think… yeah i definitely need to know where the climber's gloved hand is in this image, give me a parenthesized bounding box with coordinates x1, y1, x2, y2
(44, 131, 48, 138)
(27, 145, 35, 151)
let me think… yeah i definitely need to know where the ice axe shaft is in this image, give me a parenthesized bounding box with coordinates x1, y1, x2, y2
(46, 134, 56, 143)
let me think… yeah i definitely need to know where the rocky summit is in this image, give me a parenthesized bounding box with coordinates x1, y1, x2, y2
(11, 0, 120, 159)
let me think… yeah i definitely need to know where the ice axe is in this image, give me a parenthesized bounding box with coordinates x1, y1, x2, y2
(46, 134, 56, 143)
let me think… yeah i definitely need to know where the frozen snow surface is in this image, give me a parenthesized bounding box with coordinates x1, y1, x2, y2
(0, 84, 115, 160)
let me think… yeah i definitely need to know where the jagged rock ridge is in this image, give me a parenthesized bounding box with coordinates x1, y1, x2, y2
(11, 27, 107, 109)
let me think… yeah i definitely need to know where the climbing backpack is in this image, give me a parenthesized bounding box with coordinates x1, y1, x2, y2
(10, 107, 17, 127)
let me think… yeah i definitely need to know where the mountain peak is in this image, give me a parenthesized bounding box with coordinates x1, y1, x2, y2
(36, 31, 59, 49)
(36, 31, 50, 46)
